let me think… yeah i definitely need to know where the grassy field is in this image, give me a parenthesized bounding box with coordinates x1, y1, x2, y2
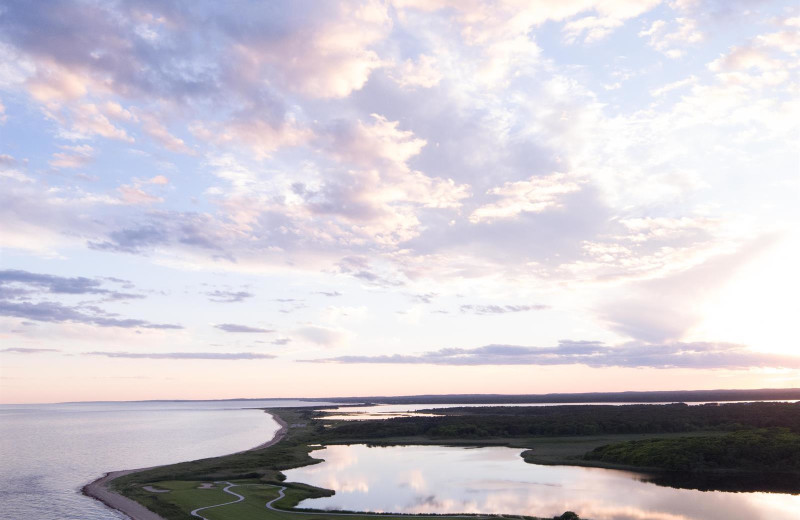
(141, 479, 549, 520)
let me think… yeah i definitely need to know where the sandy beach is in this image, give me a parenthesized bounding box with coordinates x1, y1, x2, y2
(82, 411, 289, 520)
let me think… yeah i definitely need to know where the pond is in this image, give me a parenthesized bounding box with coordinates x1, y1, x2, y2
(283, 444, 798, 520)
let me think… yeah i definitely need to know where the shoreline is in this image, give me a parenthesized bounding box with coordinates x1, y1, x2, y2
(82, 409, 288, 520)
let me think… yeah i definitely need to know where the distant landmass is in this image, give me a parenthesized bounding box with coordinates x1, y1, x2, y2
(309, 388, 800, 405)
(57, 388, 800, 406)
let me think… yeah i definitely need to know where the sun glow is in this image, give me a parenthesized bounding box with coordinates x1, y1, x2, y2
(692, 232, 800, 355)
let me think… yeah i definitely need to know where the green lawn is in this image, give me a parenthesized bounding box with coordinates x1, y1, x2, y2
(145, 481, 282, 520)
(141, 479, 527, 520)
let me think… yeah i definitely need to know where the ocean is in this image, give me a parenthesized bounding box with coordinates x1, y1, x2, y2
(0, 399, 327, 520)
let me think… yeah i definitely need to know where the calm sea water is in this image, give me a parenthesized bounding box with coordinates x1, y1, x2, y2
(0, 399, 328, 520)
(285, 444, 800, 520)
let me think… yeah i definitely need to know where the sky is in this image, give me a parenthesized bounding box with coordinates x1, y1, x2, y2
(0, 0, 798, 404)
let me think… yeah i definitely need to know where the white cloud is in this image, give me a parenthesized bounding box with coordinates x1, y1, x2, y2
(294, 325, 349, 348)
(190, 117, 311, 159)
(639, 16, 702, 58)
(49, 144, 94, 169)
(563, 16, 624, 44)
(27, 62, 92, 103)
(470, 173, 581, 223)
(230, 1, 391, 99)
(66, 103, 134, 142)
(146, 175, 169, 185)
(117, 185, 163, 205)
(709, 46, 780, 73)
(328, 114, 428, 167)
(139, 113, 193, 154)
(390, 55, 444, 89)
(650, 75, 697, 97)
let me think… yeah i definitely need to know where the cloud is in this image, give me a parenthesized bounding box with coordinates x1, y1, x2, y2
(49, 144, 94, 169)
(139, 113, 193, 154)
(0, 300, 182, 329)
(397, 0, 659, 82)
(315, 291, 342, 297)
(271, 338, 292, 346)
(117, 185, 163, 205)
(66, 103, 134, 141)
(650, 76, 698, 97)
(191, 116, 311, 160)
(639, 17, 703, 58)
(294, 325, 348, 347)
(412, 293, 437, 304)
(0, 270, 178, 330)
(0, 347, 60, 354)
(305, 340, 800, 369)
(596, 236, 777, 343)
(469, 173, 581, 223)
(87, 214, 225, 255)
(335, 256, 405, 287)
(205, 290, 254, 303)
(0, 269, 143, 300)
(214, 323, 273, 333)
(85, 351, 275, 360)
(389, 54, 442, 89)
(87, 224, 169, 254)
(325, 114, 428, 168)
(757, 23, 800, 53)
(0, 0, 388, 158)
(222, 1, 392, 99)
(0, 2, 609, 278)
(460, 304, 549, 315)
(709, 45, 780, 73)
(563, 16, 624, 44)
(146, 175, 169, 185)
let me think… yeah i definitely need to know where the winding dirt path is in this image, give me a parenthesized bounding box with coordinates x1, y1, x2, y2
(193, 481, 491, 518)
(82, 411, 288, 520)
(190, 482, 247, 520)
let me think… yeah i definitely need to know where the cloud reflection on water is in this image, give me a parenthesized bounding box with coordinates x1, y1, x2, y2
(284, 444, 799, 519)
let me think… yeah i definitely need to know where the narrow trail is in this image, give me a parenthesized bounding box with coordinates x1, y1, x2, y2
(190, 482, 246, 520)
(193, 481, 495, 519)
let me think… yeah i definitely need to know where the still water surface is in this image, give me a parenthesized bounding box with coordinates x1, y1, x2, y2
(0, 400, 327, 520)
(285, 444, 799, 520)
(322, 401, 799, 420)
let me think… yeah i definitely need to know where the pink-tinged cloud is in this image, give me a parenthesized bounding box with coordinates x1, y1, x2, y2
(306, 341, 800, 370)
(49, 144, 94, 169)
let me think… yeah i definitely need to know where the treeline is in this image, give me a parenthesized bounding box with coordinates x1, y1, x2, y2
(319, 388, 800, 405)
(325, 402, 800, 439)
(584, 428, 800, 473)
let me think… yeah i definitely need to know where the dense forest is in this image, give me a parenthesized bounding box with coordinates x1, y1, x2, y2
(584, 428, 800, 473)
(324, 402, 800, 439)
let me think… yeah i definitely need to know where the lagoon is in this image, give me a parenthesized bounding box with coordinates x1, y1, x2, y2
(284, 444, 799, 520)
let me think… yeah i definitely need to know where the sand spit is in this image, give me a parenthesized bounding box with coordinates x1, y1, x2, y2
(82, 411, 288, 520)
